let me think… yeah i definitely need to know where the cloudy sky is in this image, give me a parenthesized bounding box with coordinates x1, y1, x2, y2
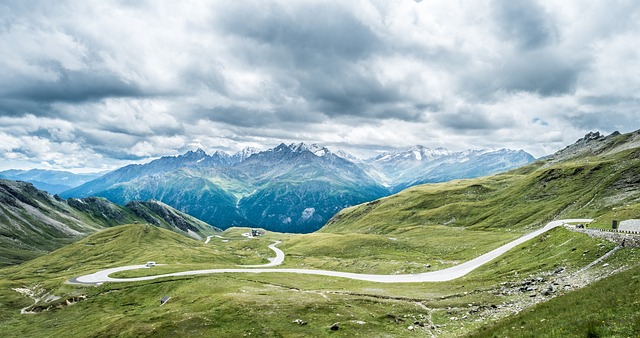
(1, 0, 639, 172)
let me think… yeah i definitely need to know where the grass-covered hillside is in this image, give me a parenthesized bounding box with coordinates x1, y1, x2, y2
(467, 250, 640, 338)
(0, 180, 218, 267)
(0, 180, 124, 266)
(1, 222, 632, 337)
(323, 130, 640, 234)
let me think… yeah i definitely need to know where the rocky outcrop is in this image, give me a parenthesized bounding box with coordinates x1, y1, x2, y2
(570, 227, 640, 248)
(547, 129, 640, 165)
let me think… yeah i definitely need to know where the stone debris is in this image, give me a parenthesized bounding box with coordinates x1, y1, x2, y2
(329, 322, 340, 331)
(386, 313, 405, 323)
(292, 319, 307, 325)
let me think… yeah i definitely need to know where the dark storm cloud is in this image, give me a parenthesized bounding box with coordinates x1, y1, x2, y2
(72, 129, 143, 159)
(455, 0, 583, 99)
(568, 95, 640, 132)
(0, 2, 153, 119)
(2, 66, 143, 106)
(492, 0, 557, 50)
(215, 2, 378, 63)
(0, 99, 52, 117)
(301, 69, 424, 120)
(566, 111, 638, 132)
(210, 1, 426, 122)
(461, 49, 584, 98)
(195, 106, 323, 128)
(436, 106, 514, 131)
(579, 95, 640, 107)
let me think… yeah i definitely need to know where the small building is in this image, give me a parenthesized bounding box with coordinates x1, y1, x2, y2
(251, 229, 265, 237)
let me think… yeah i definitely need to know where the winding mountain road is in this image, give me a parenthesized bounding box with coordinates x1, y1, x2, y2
(70, 219, 591, 284)
(239, 241, 284, 268)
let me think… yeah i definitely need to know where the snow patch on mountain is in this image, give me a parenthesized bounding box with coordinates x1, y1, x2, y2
(232, 147, 261, 162)
(335, 150, 361, 162)
(287, 143, 331, 157)
(369, 145, 452, 164)
(301, 207, 316, 221)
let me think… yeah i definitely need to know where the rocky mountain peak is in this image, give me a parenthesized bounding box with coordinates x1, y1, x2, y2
(278, 143, 332, 157)
(182, 148, 208, 160)
(580, 131, 604, 143)
(229, 147, 260, 162)
(546, 130, 638, 165)
(370, 145, 452, 163)
(335, 150, 360, 162)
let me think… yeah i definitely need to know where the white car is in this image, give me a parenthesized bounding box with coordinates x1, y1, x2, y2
(145, 261, 156, 267)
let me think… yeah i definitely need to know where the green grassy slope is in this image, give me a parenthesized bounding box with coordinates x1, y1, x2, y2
(0, 180, 119, 265)
(0, 223, 630, 337)
(0, 224, 269, 294)
(277, 228, 516, 273)
(467, 248, 640, 338)
(125, 199, 219, 238)
(323, 145, 639, 235)
(0, 179, 219, 267)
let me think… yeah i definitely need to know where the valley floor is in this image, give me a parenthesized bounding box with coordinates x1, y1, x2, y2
(2, 220, 638, 337)
(70, 219, 593, 284)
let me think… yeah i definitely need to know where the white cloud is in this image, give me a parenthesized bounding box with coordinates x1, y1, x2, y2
(0, 0, 639, 170)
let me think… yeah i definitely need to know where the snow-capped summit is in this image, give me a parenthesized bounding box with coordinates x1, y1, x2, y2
(286, 143, 331, 157)
(183, 148, 208, 158)
(410, 145, 451, 161)
(306, 144, 331, 157)
(363, 145, 534, 192)
(369, 145, 451, 163)
(232, 147, 261, 162)
(335, 150, 361, 162)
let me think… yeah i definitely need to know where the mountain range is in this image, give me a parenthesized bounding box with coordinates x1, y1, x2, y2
(60, 143, 534, 233)
(0, 169, 104, 194)
(363, 145, 534, 192)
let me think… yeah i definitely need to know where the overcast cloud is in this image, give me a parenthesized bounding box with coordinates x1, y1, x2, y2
(1, 0, 639, 171)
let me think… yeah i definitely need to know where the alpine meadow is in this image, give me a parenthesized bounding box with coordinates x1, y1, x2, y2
(1, 1, 639, 337)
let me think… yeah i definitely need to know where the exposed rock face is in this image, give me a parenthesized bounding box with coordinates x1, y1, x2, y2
(125, 200, 217, 236)
(67, 196, 133, 225)
(547, 129, 640, 165)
